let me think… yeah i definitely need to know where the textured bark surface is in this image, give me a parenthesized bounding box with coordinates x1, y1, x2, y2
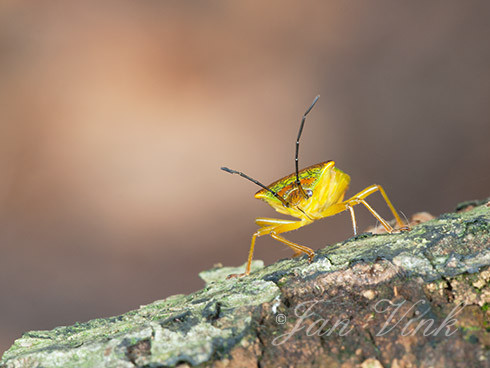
(1, 199, 489, 368)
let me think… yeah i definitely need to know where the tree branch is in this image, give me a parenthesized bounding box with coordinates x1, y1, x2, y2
(1, 199, 489, 368)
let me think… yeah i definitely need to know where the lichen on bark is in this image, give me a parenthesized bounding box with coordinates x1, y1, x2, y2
(1, 199, 489, 368)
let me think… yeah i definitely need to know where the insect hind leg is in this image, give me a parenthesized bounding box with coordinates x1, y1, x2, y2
(343, 184, 409, 233)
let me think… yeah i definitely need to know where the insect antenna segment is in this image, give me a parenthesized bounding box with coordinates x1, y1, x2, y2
(295, 95, 320, 199)
(220, 167, 289, 207)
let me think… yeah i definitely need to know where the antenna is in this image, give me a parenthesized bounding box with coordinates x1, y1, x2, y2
(295, 95, 320, 199)
(221, 167, 289, 207)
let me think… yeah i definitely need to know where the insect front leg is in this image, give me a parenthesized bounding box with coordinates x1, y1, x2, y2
(256, 219, 314, 262)
(227, 221, 279, 278)
(227, 218, 312, 278)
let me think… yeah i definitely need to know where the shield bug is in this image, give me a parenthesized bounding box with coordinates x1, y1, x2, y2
(222, 96, 409, 276)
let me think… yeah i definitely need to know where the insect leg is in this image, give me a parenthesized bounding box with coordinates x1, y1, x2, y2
(343, 184, 409, 232)
(347, 205, 357, 235)
(255, 217, 297, 227)
(228, 223, 277, 278)
(348, 184, 405, 227)
(229, 218, 313, 278)
(270, 233, 315, 261)
(256, 218, 307, 257)
(267, 220, 314, 261)
(350, 198, 394, 233)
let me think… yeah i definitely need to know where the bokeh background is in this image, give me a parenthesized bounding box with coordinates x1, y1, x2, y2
(0, 1, 489, 353)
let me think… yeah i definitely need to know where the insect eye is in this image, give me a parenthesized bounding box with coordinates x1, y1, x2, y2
(306, 189, 313, 198)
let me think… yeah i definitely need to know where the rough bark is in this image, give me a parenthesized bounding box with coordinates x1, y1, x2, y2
(1, 199, 489, 368)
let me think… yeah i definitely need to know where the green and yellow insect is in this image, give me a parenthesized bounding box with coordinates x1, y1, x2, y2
(222, 96, 409, 277)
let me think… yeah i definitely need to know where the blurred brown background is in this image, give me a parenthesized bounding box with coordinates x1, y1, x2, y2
(0, 1, 489, 353)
